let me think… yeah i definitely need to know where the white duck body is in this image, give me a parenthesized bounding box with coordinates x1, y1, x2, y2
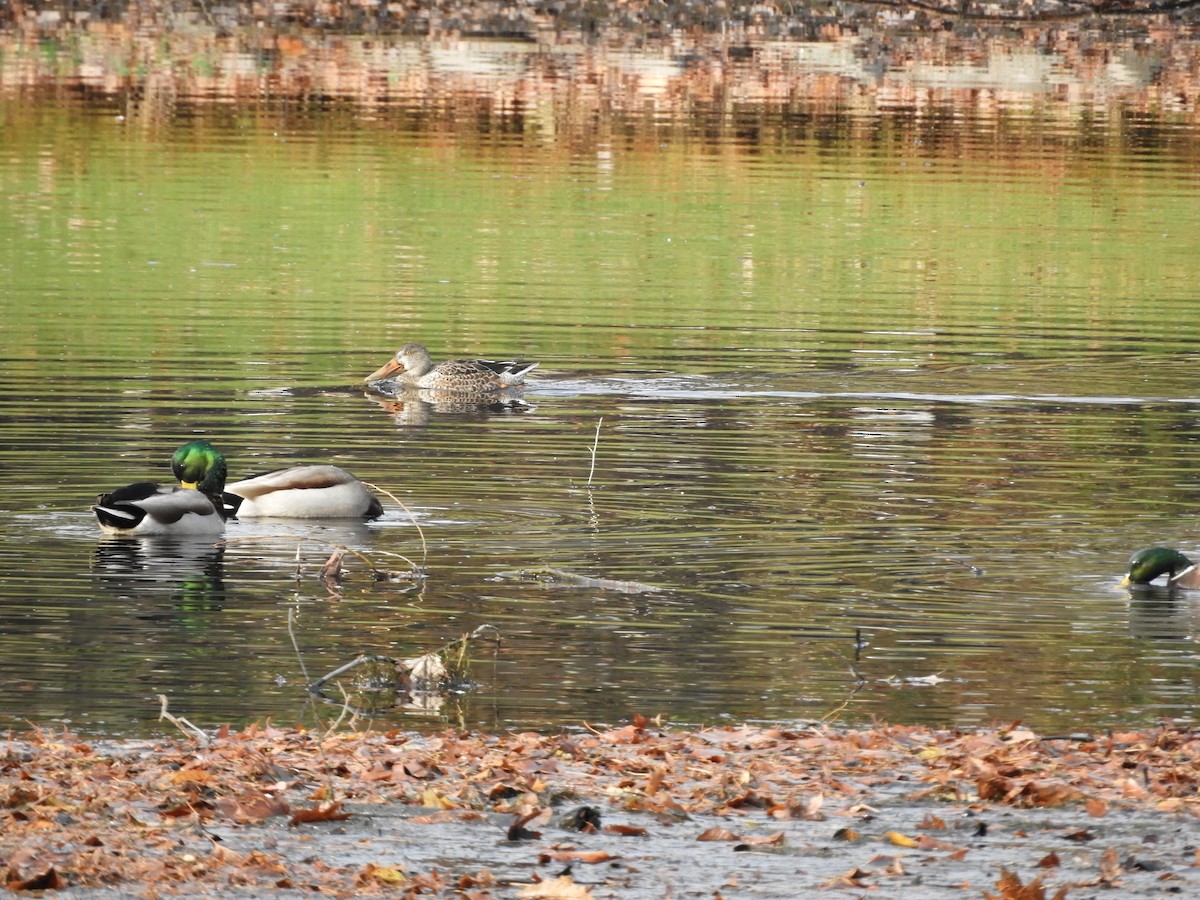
(225, 465, 383, 519)
(94, 482, 226, 536)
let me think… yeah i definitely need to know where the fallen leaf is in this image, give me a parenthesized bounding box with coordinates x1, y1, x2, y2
(696, 827, 739, 842)
(420, 788, 458, 810)
(517, 873, 594, 898)
(603, 824, 647, 837)
(1085, 798, 1109, 818)
(541, 851, 616, 865)
(288, 800, 351, 827)
(820, 867, 873, 889)
(1037, 852, 1060, 868)
(916, 834, 962, 852)
(984, 867, 1054, 900)
(1017, 781, 1081, 808)
(884, 830, 918, 848)
(508, 809, 546, 842)
(917, 813, 947, 830)
(1099, 846, 1122, 883)
(362, 863, 406, 885)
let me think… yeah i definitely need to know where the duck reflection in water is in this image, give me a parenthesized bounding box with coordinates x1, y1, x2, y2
(365, 390, 535, 427)
(92, 536, 227, 616)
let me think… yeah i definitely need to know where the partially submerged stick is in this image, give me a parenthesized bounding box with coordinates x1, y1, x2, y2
(587, 417, 603, 487)
(157, 694, 209, 746)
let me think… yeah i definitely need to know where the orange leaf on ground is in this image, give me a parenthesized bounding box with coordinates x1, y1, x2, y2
(541, 851, 616, 864)
(1085, 798, 1108, 818)
(984, 868, 1040, 900)
(884, 831, 918, 847)
(696, 827, 739, 841)
(1099, 846, 1122, 883)
(820, 867, 873, 889)
(915, 834, 962, 852)
(288, 800, 351, 827)
(1017, 781, 1082, 808)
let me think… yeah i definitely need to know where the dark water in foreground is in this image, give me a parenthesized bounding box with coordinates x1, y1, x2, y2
(1, 25, 1199, 736)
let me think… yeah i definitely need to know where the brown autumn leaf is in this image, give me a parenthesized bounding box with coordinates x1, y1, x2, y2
(3, 848, 64, 892)
(915, 834, 962, 852)
(917, 813, 947, 830)
(603, 824, 648, 837)
(288, 800, 351, 827)
(1085, 798, 1109, 818)
(984, 867, 1048, 900)
(978, 774, 1015, 801)
(696, 827, 740, 841)
(1037, 851, 1061, 868)
(820, 867, 873, 889)
(1099, 846, 1122, 883)
(1016, 781, 1081, 808)
(832, 827, 860, 841)
(507, 809, 545, 841)
(541, 851, 617, 865)
(457, 869, 498, 889)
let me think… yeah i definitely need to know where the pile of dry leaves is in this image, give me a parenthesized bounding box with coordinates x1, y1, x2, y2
(2, 716, 1197, 897)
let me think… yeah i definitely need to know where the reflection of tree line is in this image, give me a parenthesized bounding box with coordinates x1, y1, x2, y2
(2, 24, 1196, 142)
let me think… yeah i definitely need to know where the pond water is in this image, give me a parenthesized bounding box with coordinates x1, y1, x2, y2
(2, 23, 1199, 737)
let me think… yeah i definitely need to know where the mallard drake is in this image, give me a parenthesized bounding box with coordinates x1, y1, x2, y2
(364, 343, 538, 395)
(1122, 546, 1200, 588)
(93, 441, 229, 536)
(224, 465, 383, 519)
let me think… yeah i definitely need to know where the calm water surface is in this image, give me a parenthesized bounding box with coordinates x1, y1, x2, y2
(1, 27, 1199, 736)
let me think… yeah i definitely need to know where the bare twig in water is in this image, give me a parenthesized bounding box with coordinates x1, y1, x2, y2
(309, 625, 501, 700)
(360, 481, 428, 567)
(587, 417, 603, 488)
(157, 694, 209, 746)
(287, 607, 310, 684)
(218, 534, 424, 583)
(323, 681, 359, 737)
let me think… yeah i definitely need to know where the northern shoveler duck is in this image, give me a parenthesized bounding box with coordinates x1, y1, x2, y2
(93, 440, 229, 536)
(224, 464, 383, 519)
(1122, 546, 1200, 589)
(364, 343, 538, 395)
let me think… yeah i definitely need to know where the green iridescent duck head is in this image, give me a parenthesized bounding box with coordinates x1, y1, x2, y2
(170, 441, 228, 497)
(1123, 546, 1195, 585)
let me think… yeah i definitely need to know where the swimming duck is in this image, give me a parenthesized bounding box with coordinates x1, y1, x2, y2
(93, 441, 229, 536)
(1122, 546, 1200, 589)
(224, 464, 383, 519)
(364, 343, 538, 395)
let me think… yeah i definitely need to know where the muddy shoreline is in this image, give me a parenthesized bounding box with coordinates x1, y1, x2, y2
(3, 720, 1197, 896)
